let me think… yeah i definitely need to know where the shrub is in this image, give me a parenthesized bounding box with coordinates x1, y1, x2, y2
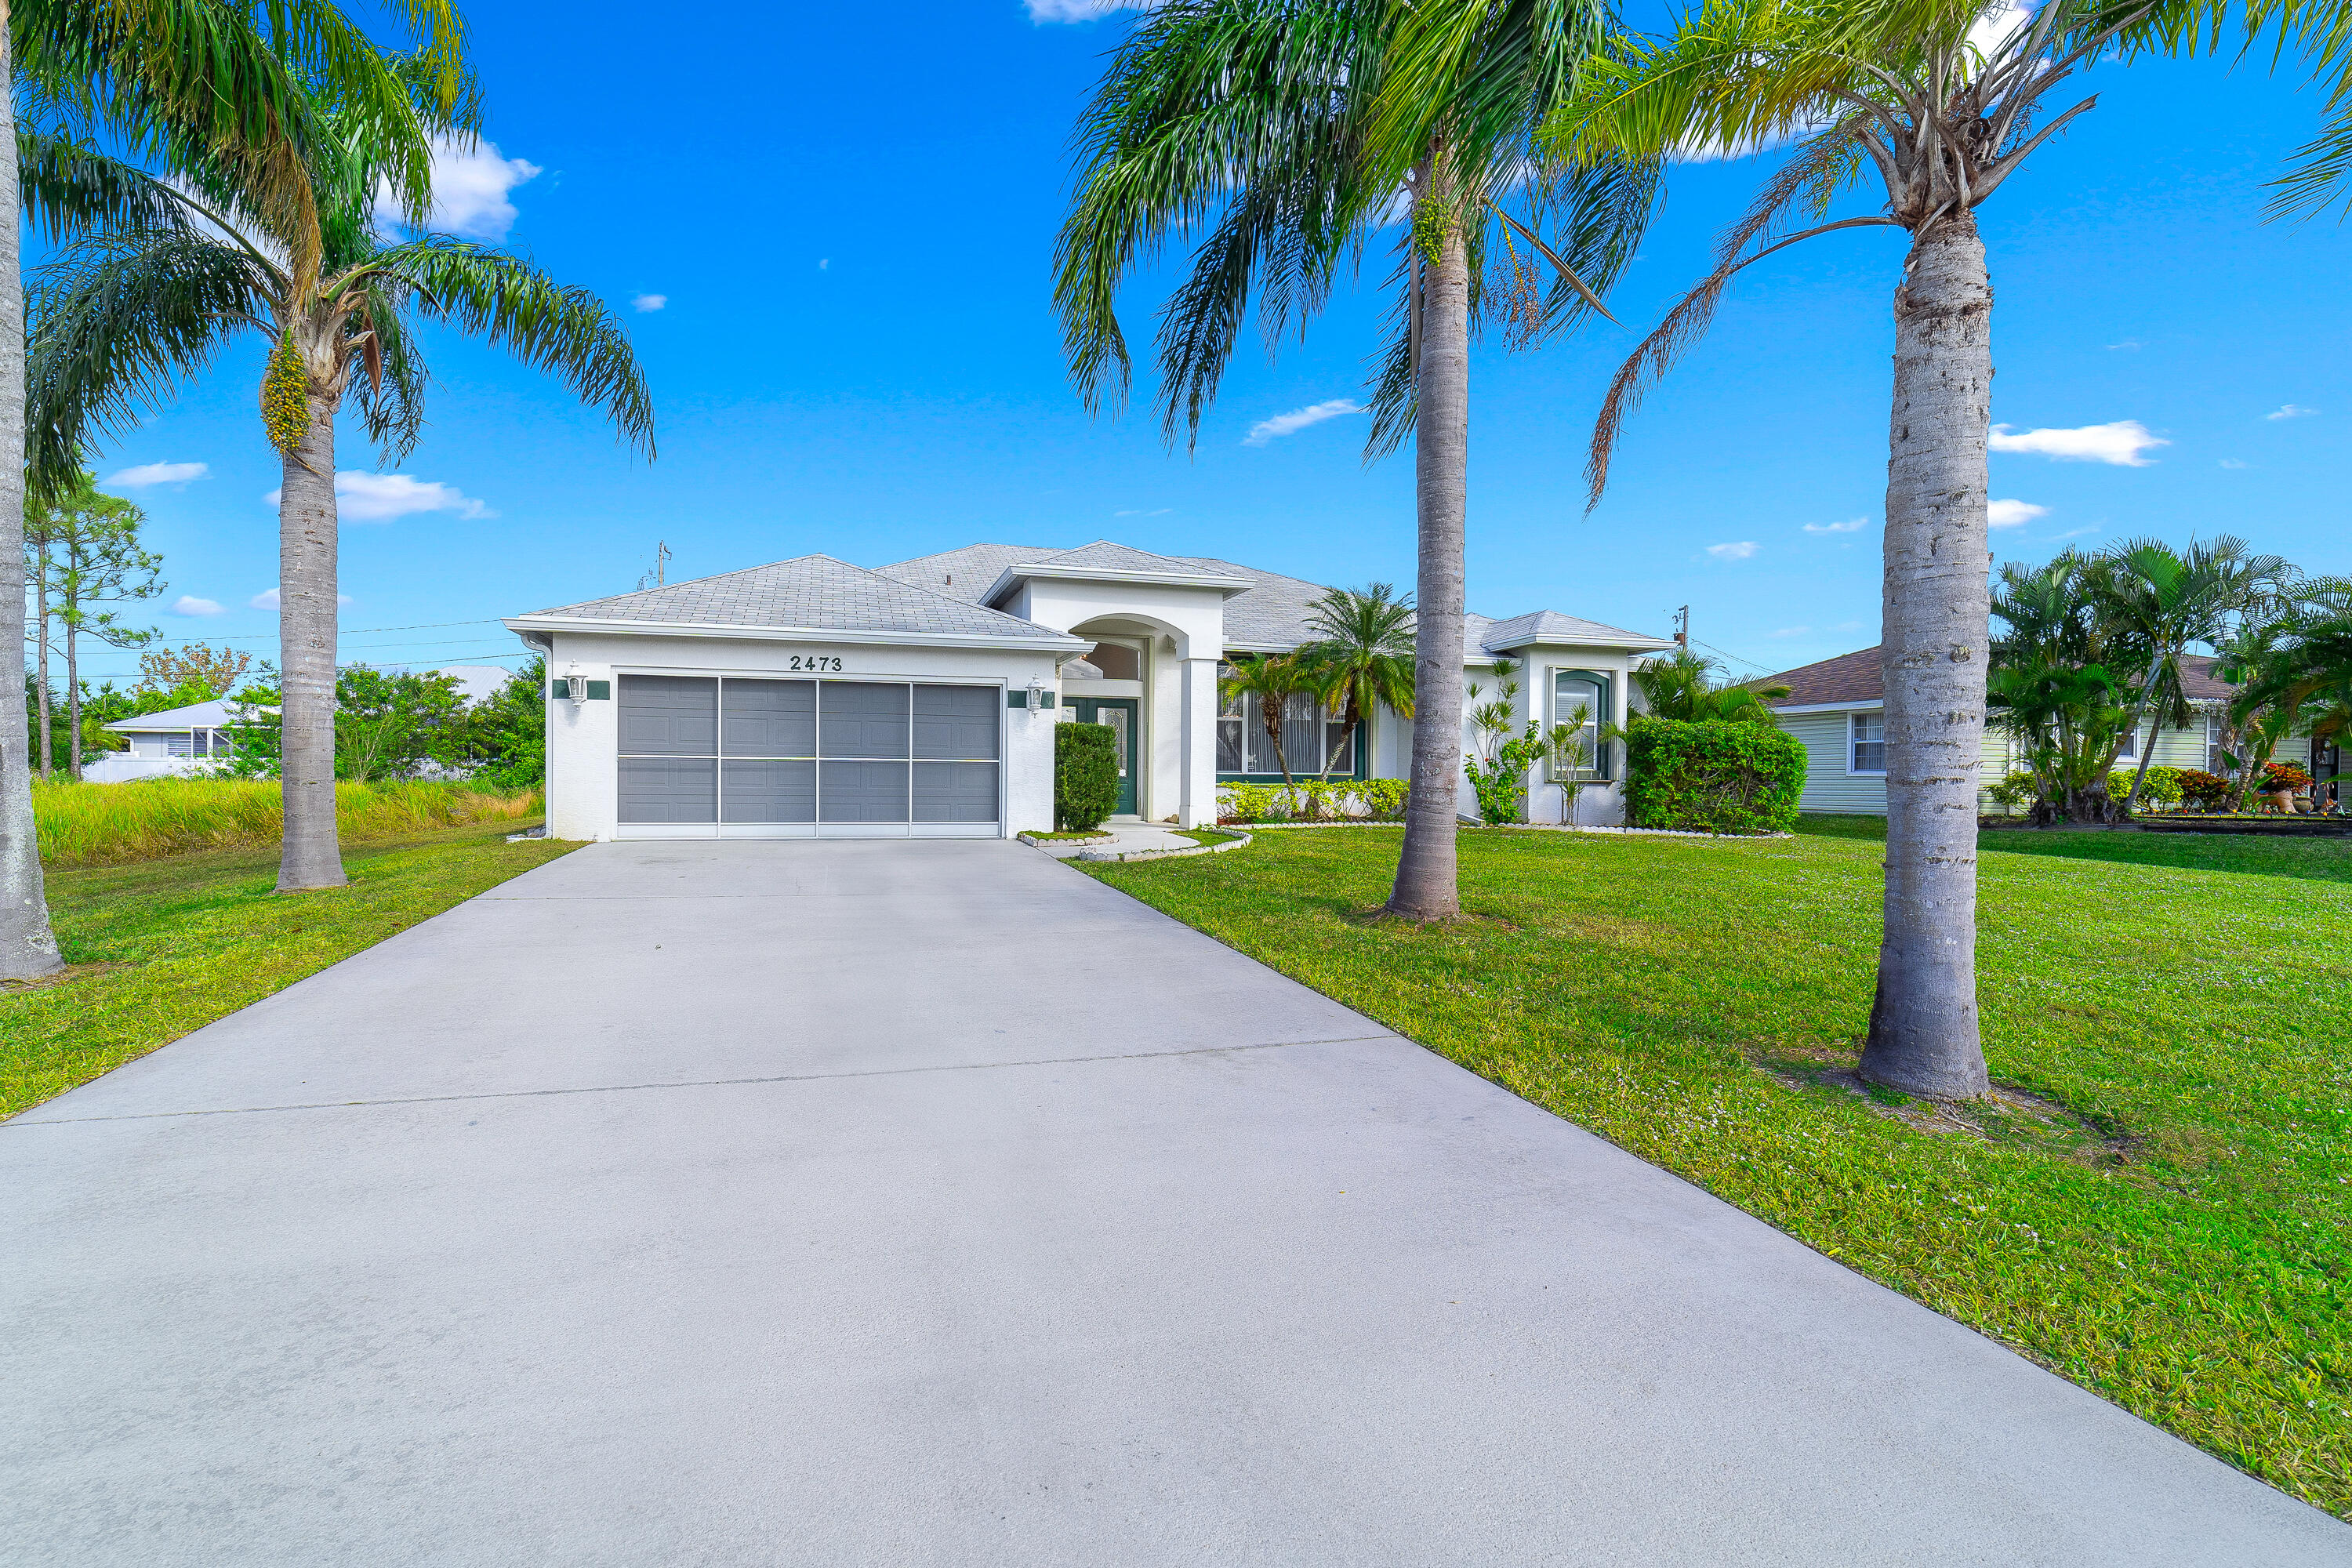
(2263, 760, 2315, 793)
(2139, 764, 2184, 805)
(1218, 782, 1278, 823)
(1356, 778, 1410, 820)
(1054, 722, 1120, 831)
(1621, 717, 1806, 834)
(1986, 771, 2036, 815)
(2176, 769, 2232, 810)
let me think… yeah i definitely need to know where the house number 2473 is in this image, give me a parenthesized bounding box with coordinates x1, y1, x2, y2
(789, 655, 844, 672)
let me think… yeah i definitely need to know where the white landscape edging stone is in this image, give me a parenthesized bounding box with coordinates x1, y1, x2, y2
(1018, 829, 1255, 864)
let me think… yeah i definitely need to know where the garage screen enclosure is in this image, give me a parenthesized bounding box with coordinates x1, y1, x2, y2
(615, 675, 1002, 838)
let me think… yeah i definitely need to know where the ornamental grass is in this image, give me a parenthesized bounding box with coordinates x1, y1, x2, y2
(31, 776, 540, 869)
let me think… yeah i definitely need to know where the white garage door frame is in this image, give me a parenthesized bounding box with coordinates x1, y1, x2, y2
(612, 668, 1009, 841)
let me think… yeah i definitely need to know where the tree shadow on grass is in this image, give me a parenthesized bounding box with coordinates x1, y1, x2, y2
(1795, 815, 2352, 886)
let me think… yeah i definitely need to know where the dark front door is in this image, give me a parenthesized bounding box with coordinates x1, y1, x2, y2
(1069, 698, 1138, 816)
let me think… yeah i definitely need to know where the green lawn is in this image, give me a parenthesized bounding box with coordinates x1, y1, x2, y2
(1084, 824, 2352, 1518)
(2, 822, 577, 1120)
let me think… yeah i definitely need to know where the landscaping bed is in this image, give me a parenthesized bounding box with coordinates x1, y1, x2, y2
(2, 822, 577, 1119)
(1081, 825, 2352, 1518)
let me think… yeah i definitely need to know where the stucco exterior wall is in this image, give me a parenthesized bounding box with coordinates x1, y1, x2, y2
(538, 631, 1062, 840)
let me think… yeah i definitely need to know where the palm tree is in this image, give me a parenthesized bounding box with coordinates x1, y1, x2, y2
(1294, 583, 1417, 782)
(2097, 536, 2293, 813)
(1544, 0, 2350, 1098)
(1220, 652, 1316, 786)
(1631, 647, 1788, 724)
(0, 0, 463, 978)
(1055, 0, 1655, 922)
(30, 59, 653, 894)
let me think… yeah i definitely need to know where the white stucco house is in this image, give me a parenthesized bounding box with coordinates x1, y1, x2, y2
(1763, 644, 2335, 813)
(505, 540, 1673, 841)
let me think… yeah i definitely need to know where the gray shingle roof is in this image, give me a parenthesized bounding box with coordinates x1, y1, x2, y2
(874, 543, 1055, 602)
(520, 554, 1080, 643)
(867, 539, 1667, 655)
(1480, 609, 1673, 652)
(1033, 540, 1239, 577)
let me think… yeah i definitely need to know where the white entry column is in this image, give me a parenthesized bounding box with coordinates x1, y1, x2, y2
(1178, 655, 1221, 829)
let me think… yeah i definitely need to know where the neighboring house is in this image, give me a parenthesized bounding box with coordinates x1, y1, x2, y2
(504, 541, 1671, 842)
(85, 663, 511, 784)
(1763, 645, 2330, 814)
(89, 698, 254, 782)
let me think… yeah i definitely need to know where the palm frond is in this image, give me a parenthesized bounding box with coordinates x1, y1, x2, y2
(350, 284, 433, 462)
(1585, 117, 1884, 506)
(16, 130, 191, 243)
(25, 227, 267, 500)
(365, 238, 655, 456)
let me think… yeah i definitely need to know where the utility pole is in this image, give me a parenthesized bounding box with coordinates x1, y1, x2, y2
(1672, 605, 1689, 651)
(637, 541, 671, 592)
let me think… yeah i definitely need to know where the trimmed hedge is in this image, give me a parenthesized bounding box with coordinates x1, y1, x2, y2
(1622, 717, 1806, 834)
(1055, 721, 1120, 831)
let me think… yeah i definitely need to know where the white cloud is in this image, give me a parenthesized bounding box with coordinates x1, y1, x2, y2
(1988, 419, 2168, 466)
(375, 134, 542, 241)
(1028, 0, 1158, 21)
(1767, 626, 1811, 638)
(2105, 339, 2141, 351)
(103, 460, 209, 489)
(1243, 398, 1361, 446)
(1707, 541, 1759, 561)
(633, 293, 666, 313)
(1802, 517, 1867, 534)
(2219, 458, 2249, 470)
(1113, 506, 1172, 517)
(1987, 499, 2048, 529)
(2266, 403, 2318, 420)
(168, 595, 223, 616)
(261, 471, 495, 522)
(1966, 0, 2033, 56)
(2053, 527, 2100, 540)
(818, 258, 829, 270)
(249, 588, 352, 611)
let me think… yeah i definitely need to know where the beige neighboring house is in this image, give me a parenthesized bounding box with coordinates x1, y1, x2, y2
(1761, 645, 2335, 815)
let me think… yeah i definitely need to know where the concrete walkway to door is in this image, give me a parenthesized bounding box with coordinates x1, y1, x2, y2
(3, 840, 2346, 1566)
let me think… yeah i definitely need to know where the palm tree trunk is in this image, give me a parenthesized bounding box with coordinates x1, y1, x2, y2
(277, 393, 347, 891)
(1858, 215, 1992, 1100)
(0, 12, 65, 980)
(1386, 184, 1468, 922)
(34, 546, 53, 778)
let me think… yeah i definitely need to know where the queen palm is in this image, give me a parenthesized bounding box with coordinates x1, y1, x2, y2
(31, 59, 653, 893)
(1056, 0, 1655, 921)
(1545, 0, 2350, 1098)
(1630, 647, 1788, 724)
(1296, 583, 1417, 782)
(0, 0, 463, 977)
(1220, 652, 1317, 786)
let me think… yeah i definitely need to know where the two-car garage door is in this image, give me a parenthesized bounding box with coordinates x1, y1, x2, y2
(616, 675, 1001, 838)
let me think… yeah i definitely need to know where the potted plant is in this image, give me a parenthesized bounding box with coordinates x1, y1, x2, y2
(2261, 761, 2315, 814)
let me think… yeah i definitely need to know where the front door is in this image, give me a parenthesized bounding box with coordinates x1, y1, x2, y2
(1069, 698, 1138, 816)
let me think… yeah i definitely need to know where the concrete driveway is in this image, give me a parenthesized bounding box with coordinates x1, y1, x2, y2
(4, 840, 2345, 1566)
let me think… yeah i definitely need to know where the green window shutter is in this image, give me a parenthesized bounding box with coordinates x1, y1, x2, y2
(1007, 690, 1029, 709)
(586, 681, 611, 700)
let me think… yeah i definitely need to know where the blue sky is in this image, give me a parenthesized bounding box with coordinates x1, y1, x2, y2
(55, 0, 2352, 688)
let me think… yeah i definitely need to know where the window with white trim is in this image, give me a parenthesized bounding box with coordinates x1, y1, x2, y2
(1552, 670, 1612, 780)
(1849, 711, 1886, 774)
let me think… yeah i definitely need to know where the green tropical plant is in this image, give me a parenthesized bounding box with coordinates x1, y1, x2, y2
(1632, 648, 1788, 725)
(1056, 721, 1121, 831)
(1544, 0, 2352, 1094)
(1294, 582, 1416, 782)
(460, 656, 546, 791)
(30, 54, 653, 896)
(1621, 716, 1806, 834)
(2, 0, 464, 978)
(1055, 0, 1657, 923)
(1219, 653, 1318, 786)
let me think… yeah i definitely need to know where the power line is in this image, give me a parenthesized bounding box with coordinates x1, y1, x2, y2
(88, 617, 514, 644)
(1691, 637, 1778, 677)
